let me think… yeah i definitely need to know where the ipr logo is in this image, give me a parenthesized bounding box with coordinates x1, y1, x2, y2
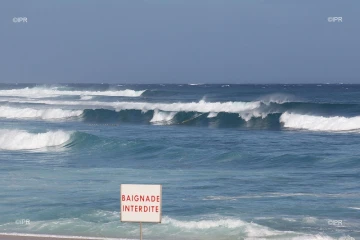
(328, 219, 343, 226)
(13, 17, 28, 23)
(15, 219, 30, 225)
(328, 17, 343, 22)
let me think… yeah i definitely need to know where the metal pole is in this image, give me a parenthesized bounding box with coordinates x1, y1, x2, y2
(140, 222, 142, 240)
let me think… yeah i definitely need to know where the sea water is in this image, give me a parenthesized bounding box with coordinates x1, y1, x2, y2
(0, 84, 359, 240)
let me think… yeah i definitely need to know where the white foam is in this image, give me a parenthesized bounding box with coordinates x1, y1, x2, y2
(280, 112, 360, 132)
(338, 236, 356, 240)
(10, 99, 261, 114)
(207, 112, 218, 118)
(282, 218, 297, 222)
(239, 109, 272, 121)
(291, 235, 337, 240)
(162, 216, 287, 238)
(259, 93, 294, 105)
(150, 110, 177, 123)
(80, 95, 93, 100)
(113, 100, 261, 114)
(0, 87, 145, 98)
(0, 106, 82, 120)
(302, 217, 318, 224)
(0, 215, 343, 240)
(348, 207, 360, 210)
(0, 130, 72, 150)
(162, 216, 338, 240)
(0, 233, 133, 240)
(203, 192, 359, 201)
(162, 216, 247, 229)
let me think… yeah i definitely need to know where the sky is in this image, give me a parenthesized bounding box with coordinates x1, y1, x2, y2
(0, 0, 359, 84)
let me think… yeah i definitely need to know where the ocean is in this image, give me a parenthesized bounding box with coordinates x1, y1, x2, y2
(0, 83, 359, 240)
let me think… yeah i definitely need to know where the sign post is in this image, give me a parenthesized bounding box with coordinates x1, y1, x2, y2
(120, 184, 162, 240)
(140, 222, 142, 240)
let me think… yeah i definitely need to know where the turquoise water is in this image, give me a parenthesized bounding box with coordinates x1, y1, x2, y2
(0, 84, 359, 240)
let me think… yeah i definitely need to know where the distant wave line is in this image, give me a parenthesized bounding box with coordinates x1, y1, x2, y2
(0, 87, 145, 98)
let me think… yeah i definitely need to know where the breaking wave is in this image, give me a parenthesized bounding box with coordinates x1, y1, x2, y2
(111, 99, 261, 114)
(0, 87, 145, 98)
(83, 108, 360, 132)
(0, 234, 130, 240)
(4, 97, 360, 132)
(81, 108, 281, 129)
(0, 130, 72, 150)
(150, 109, 177, 124)
(6, 99, 262, 113)
(0, 106, 83, 120)
(207, 112, 218, 118)
(80, 95, 93, 100)
(259, 93, 296, 105)
(0, 214, 347, 240)
(280, 112, 360, 132)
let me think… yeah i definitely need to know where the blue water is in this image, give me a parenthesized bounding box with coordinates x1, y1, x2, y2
(0, 84, 359, 240)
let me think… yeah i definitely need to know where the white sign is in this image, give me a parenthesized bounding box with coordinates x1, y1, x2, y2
(120, 184, 162, 223)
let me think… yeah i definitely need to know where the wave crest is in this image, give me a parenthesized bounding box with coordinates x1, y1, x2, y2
(0, 130, 72, 150)
(16, 99, 261, 114)
(0, 106, 82, 120)
(280, 112, 360, 132)
(0, 87, 145, 98)
(150, 110, 177, 124)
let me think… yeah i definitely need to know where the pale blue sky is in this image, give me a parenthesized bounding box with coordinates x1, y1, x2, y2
(0, 0, 359, 83)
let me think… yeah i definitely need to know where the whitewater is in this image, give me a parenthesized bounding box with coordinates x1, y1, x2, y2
(3, 98, 360, 132)
(0, 129, 72, 150)
(0, 86, 145, 98)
